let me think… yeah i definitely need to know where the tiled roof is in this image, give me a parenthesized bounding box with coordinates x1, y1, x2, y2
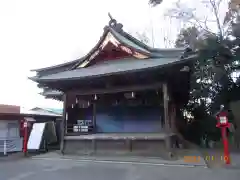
(32, 56, 194, 82)
(110, 29, 150, 54)
(31, 59, 81, 72)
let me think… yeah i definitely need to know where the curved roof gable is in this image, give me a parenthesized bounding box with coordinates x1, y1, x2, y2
(30, 14, 195, 83)
(73, 18, 151, 69)
(31, 14, 181, 74)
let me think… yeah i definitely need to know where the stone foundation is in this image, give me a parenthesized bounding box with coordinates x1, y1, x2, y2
(63, 139, 171, 157)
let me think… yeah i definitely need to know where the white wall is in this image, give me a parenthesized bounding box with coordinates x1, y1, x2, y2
(0, 120, 22, 153)
(0, 121, 8, 138)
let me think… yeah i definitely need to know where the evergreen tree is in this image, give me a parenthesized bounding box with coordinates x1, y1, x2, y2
(151, 0, 240, 144)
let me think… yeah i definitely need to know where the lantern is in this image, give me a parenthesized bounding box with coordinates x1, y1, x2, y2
(216, 111, 230, 128)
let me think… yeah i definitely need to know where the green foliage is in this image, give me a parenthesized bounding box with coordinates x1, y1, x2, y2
(180, 25, 240, 143)
(175, 26, 200, 49)
(174, 13, 240, 145)
(151, 0, 240, 145)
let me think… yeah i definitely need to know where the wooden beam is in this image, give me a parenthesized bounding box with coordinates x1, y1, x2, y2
(69, 82, 163, 96)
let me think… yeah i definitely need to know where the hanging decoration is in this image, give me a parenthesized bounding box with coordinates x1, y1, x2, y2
(124, 92, 135, 99)
(131, 92, 135, 98)
(66, 112, 68, 121)
(113, 100, 119, 106)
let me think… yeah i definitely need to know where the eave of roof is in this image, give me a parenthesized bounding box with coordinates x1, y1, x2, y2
(31, 58, 82, 72)
(40, 90, 63, 96)
(30, 107, 63, 115)
(32, 55, 196, 83)
(45, 108, 63, 114)
(0, 112, 62, 119)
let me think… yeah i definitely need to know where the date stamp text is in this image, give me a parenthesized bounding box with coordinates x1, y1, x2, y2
(184, 155, 230, 162)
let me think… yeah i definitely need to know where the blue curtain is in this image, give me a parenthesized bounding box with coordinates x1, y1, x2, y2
(95, 105, 163, 133)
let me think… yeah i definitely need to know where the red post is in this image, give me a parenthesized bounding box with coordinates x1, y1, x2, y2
(216, 111, 231, 165)
(23, 121, 28, 156)
(221, 127, 230, 164)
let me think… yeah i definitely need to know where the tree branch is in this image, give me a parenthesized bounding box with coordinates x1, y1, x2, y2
(209, 0, 224, 40)
(189, 18, 216, 36)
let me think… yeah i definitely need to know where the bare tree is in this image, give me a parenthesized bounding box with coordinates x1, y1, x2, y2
(163, 0, 232, 41)
(135, 32, 151, 45)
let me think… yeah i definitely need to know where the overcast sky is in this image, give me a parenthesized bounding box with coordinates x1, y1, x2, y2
(0, 0, 228, 109)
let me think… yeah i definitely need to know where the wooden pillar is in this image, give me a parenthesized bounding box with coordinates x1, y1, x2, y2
(92, 102, 97, 132)
(92, 102, 97, 153)
(162, 83, 170, 131)
(163, 83, 171, 150)
(170, 102, 177, 133)
(60, 93, 67, 154)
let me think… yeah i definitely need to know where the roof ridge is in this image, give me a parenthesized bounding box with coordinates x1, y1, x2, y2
(108, 22, 187, 55)
(109, 28, 150, 55)
(121, 31, 153, 51)
(71, 28, 110, 69)
(106, 15, 151, 53)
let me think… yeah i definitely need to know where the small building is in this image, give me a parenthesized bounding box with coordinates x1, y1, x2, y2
(0, 105, 62, 155)
(30, 15, 196, 156)
(0, 104, 22, 155)
(30, 107, 63, 116)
